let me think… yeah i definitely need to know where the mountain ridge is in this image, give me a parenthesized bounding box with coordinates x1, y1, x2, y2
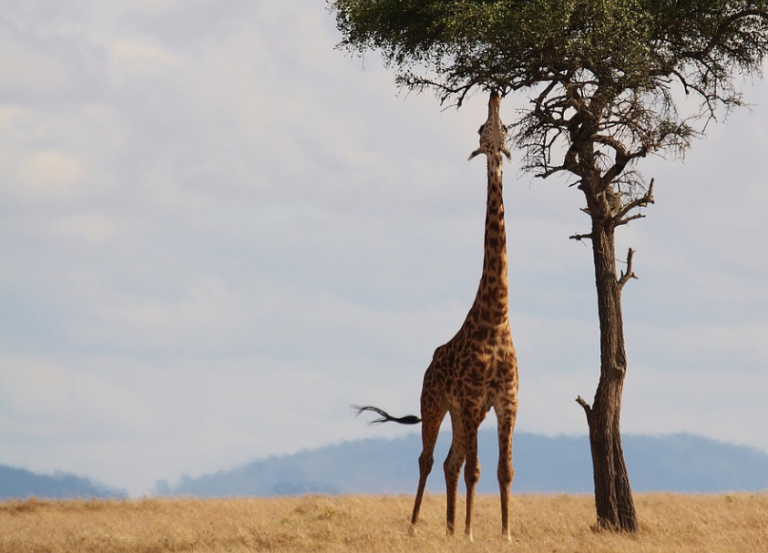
(4, 432, 766, 500)
(158, 431, 768, 497)
(0, 465, 127, 500)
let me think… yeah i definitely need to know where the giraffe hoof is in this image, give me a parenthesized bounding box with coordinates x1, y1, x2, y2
(407, 525, 417, 537)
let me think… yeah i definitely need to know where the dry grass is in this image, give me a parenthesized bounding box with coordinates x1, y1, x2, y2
(1, 493, 766, 552)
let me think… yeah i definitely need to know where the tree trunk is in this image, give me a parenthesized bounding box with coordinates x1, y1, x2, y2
(578, 218, 638, 533)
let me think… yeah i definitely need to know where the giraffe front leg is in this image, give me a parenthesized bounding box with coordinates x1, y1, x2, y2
(443, 445, 461, 536)
(443, 409, 465, 537)
(462, 421, 481, 542)
(496, 398, 518, 541)
(497, 425, 514, 541)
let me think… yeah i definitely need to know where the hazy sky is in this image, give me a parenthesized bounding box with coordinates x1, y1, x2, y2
(2, 1, 767, 497)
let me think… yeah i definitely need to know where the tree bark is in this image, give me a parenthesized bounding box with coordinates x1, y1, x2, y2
(578, 215, 638, 532)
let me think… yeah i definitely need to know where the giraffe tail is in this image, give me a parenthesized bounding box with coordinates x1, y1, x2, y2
(351, 405, 421, 425)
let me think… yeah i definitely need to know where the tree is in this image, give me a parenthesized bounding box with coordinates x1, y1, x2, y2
(331, 0, 768, 532)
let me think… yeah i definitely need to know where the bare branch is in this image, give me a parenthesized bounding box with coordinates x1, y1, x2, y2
(618, 248, 638, 290)
(539, 164, 568, 179)
(576, 395, 592, 418)
(615, 213, 647, 227)
(570, 231, 594, 241)
(592, 133, 629, 156)
(615, 178, 656, 225)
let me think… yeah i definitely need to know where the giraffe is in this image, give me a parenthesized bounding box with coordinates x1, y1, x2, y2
(355, 90, 519, 541)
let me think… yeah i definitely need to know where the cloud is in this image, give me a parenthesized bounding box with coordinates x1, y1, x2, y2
(14, 150, 89, 199)
(51, 213, 119, 244)
(0, 357, 153, 441)
(0, 16, 108, 105)
(622, 364, 768, 448)
(0, 0, 766, 497)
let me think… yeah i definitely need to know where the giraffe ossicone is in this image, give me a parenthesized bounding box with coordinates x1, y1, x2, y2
(355, 90, 519, 541)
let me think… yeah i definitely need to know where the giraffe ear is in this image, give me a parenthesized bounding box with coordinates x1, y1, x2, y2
(468, 148, 483, 161)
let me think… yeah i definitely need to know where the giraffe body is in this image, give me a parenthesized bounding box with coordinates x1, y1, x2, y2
(355, 91, 518, 540)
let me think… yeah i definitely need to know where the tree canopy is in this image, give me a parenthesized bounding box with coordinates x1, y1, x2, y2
(333, 0, 768, 193)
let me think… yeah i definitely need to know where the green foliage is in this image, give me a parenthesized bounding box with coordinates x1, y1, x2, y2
(333, 1, 768, 99)
(332, 0, 768, 202)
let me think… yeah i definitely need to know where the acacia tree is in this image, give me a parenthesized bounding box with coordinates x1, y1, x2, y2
(331, 0, 768, 532)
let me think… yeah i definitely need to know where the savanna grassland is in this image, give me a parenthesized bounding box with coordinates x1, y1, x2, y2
(1, 493, 766, 553)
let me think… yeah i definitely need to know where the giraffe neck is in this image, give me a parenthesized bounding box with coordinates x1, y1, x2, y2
(470, 149, 509, 327)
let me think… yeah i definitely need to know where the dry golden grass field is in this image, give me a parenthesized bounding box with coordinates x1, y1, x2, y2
(1, 493, 767, 553)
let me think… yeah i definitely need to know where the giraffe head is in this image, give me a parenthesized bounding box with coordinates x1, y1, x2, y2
(468, 91, 512, 162)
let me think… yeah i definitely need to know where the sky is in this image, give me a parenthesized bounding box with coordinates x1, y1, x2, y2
(1, 1, 767, 498)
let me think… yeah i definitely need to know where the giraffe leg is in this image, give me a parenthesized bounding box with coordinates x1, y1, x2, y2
(496, 402, 517, 541)
(410, 405, 444, 533)
(462, 416, 481, 541)
(443, 408, 465, 537)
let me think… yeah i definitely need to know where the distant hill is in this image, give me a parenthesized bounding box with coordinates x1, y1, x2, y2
(0, 465, 127, 500)
(157, 432, 768, 497)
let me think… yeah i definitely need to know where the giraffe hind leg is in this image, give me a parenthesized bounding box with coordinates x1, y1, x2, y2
(410, 405, 445, 533)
